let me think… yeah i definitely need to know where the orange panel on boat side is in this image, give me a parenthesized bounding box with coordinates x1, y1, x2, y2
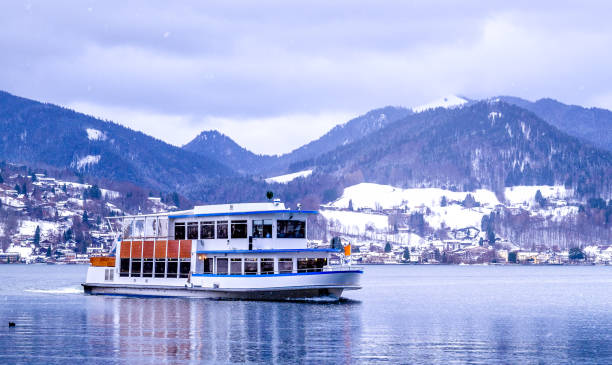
(179, 240, 191, 258)
(131, 241, 143, 258)
(90, 257, 116, 267)
(120, 241, 131, 258)
(142, 241, 154, 258)
(167, 240, 179, 258)
(155, 241, 167, 259)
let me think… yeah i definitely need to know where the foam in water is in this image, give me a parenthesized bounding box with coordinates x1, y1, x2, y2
(24, 287, 82, 295)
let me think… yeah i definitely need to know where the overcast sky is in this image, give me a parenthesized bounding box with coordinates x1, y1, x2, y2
(2, 1, 612, 154)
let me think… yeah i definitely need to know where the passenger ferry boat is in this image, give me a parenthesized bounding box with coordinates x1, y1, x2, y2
(83, 200, 362, 300)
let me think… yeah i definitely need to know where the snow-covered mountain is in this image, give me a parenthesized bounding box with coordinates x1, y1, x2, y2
(412, 95, 469, 113)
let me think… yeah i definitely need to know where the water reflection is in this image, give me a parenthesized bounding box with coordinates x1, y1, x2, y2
(86, 296, 362, 363)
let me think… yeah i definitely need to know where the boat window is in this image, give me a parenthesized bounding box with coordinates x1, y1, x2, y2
(174, 223, 186, 240)
(120, 258, 130, 277)
(252, 220, 273, 238)
(244, 258, 257, 275)
(167, 258, 178, 278)
(134, 219, 145, 239)
(122, 218, 134, 239)
(230, 258, 242, 275)
(143, 258, 153, 277)
(278, 258, 293, 273)
(231, 220, 248, 239)
(217, 221, 228, 239)
(203, 258, 214, 273)
(200, 221, 215, 239)
(145, 218, 156, 238)
(154, 259, 165, 278)
(298, 258, 318, 272)
(277, 220, 305, 238)
(157, 217, 168, 238)
(216, 258, 229, 275)
(104, 269, 114, 281)
(316, 258, 327, 269)
(260, 258, 274, 274)
(179, 260, 190, 278)
(131, 259, 142, 277)
(187, 222, 199, 239)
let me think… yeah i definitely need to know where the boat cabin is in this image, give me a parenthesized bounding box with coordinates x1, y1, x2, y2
(111, 201, 334, 281)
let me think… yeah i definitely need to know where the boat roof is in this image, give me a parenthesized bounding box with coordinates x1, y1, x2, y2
(108, 201, 318, 220)
(196, 248, 339, 254)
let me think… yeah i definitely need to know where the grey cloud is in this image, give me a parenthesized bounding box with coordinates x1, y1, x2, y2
(1, 0, 612, 129)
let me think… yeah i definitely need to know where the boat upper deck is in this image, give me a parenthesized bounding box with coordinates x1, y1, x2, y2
(109, 201, 318, 251)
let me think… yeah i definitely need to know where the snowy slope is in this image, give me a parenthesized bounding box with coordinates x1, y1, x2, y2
(320, 210, 389, 233)
(329, 183, 500, 210)
(265, 169, 312, 184)
(412, 95, 468, 113)
(504, 185, 571, 207)
(323, 182, 581, 238)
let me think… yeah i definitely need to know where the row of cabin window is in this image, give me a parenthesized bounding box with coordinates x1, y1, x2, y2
(198, 257, 327, 275)
(174, 219, 305, 240)
(119, 258, 190, 278)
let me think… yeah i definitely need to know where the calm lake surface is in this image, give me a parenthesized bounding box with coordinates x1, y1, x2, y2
(0, 264, 611, 364)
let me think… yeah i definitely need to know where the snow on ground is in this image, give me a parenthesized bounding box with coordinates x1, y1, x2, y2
(425, 205, 491, 230)
(329, 183, 500, 210)
(265, 170, 312, 184)
(412, 95, 468, 113)
(101, 188, 120, 199)
(325, 182, 581, 235)
(18, 220, 62, 237)
(72, 155, 101, 170)
(6, 244, 34, 260)
(0, 196, 26, 209)
(536, 206, 580, 222)
(504, 185, 571, 207)
(67, 198, 84, 207)
(320, 209, 388, 234)
(86, 128, 107, 141)
(54, 180, 119, 199)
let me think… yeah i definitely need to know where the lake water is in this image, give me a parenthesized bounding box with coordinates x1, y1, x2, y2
(0, 264, 611, 364)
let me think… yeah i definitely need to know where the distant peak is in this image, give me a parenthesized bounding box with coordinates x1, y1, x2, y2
(412, 95, 468, 113)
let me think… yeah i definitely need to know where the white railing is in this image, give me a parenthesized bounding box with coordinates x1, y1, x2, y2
(323, 265, 363, 272)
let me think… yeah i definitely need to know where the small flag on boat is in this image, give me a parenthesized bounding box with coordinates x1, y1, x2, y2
(344, 244, 351, 256)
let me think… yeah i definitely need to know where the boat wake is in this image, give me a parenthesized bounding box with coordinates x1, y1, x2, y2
(24, 287, 82, 295)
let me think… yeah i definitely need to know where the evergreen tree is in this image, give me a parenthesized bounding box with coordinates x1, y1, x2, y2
(384, 242, 392, 253)
(21, 183, 27, 195)
(46, 245, 51, 257)
(569, 247, 585, 261)
(348, 199, 354, 211)
(440, 196, 447, 207)
(64, 228, 73, 242)
(33, 226, 41, 247)
(535, 190, 546, 207)
(403, 247, 410, 262)
(89, 185, 102, 199)
(462, 194, 476, 208)
(14, 184, 20, 194)
(330, 236, 343, 250)
(0, 173, 3, 184)
(172, 192, 180, 207)
(82, 211, 89, 226)
(31, 173, 37, 182)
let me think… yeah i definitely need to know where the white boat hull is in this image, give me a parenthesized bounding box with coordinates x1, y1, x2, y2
(82, 283, 356, 300)
(83, 268, 362, 301)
